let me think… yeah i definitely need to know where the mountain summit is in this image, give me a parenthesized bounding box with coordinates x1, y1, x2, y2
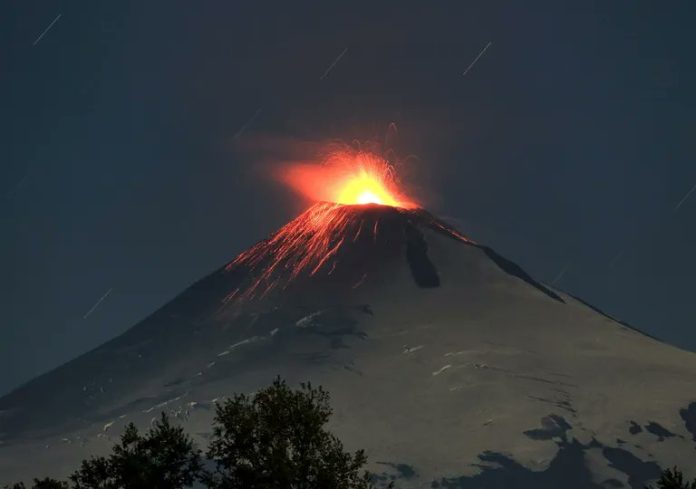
(1, 203, 695, 488)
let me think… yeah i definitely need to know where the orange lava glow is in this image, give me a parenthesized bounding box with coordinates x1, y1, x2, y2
(224, 202, 361, 302)
(278, 149, 418, 209)
(219, 147, 456, 304)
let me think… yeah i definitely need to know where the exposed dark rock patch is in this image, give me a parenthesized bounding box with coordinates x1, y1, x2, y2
(679, 402, 696, 442)
(524, 415, 573, 441)
(431, 440, 599, 489)
(629, 421, 642, 435)
(602, 447, 662, 489)
(644, 422, 676, 441)
(430, 436, 662, 489)
(404, 225, 440, 288)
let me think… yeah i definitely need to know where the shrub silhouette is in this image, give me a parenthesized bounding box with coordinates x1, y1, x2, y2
(203, 377, 382, 489)
(69, 412, 202, 489)
(646, 467, 696, 489)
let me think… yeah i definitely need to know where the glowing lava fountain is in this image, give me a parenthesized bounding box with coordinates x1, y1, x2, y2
(223, 149, 470, 303)
(277, 149, 418, 209)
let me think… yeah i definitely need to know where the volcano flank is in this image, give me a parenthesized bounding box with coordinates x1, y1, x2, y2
(1, 204, 696, 488)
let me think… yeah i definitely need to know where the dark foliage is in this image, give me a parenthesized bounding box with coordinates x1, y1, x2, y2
(69, 412, 202, 489)
(3, 479, 68, 489)
(646, 467, 696, 489)
(204, 377, 381, 489)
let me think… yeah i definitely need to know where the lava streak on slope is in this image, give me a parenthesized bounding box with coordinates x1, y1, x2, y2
(224, 202, 359, 300)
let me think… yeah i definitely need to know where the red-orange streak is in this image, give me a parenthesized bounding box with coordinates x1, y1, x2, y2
(353, 220, 364, 242)
(225, 202, 357, 300)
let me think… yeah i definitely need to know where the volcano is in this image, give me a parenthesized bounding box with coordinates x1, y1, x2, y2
(1, 203, 696, 488)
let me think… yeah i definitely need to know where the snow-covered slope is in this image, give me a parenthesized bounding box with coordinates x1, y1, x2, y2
(1, 203, 695, 488)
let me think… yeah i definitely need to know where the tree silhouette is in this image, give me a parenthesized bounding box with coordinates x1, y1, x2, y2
(70, 413, 202, 489)
(646, 467, 696, 489)
(204, 377, 381, 489)
(4, 380, 389, 488)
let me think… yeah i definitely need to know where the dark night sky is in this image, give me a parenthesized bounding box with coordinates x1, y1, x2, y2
(2, 2, 695, 396)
